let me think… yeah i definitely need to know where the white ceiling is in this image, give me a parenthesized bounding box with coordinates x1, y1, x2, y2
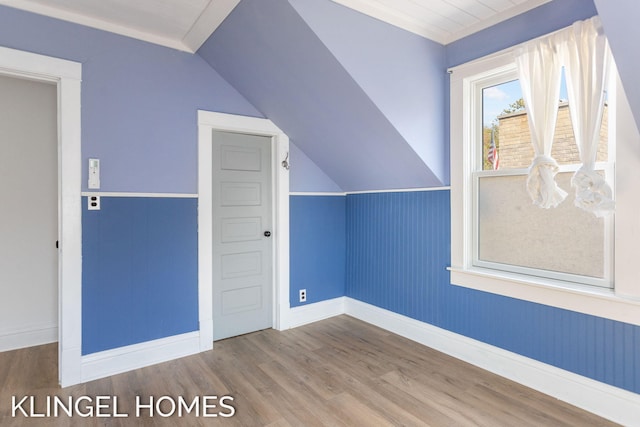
(332, 0, 553, 44)
(0, 0, 552, 51)
(0, 0, 241, 52)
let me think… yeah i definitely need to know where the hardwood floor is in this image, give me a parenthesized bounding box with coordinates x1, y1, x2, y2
(0, 315, 618, 426)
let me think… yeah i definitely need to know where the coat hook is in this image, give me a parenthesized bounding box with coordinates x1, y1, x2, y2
(281, 152, 290, 170)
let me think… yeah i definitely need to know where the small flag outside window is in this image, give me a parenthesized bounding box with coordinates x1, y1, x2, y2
(487, 128, 499, 170)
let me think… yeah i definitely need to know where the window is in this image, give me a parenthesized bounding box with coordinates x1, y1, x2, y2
(449, 19, 640, 325)
(474, 69, 614, 289)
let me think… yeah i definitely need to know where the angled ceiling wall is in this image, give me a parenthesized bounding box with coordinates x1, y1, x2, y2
(198, 0, 640, 193)
(197, 0, 447, 192)
(289, 0, 448, 187)
(593, 0, 640, 131)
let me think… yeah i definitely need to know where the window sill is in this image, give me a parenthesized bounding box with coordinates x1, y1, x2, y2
(449, 266, 640, 326)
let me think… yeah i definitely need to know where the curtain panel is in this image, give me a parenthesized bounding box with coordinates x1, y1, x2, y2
(515, 34, 567, 209)
(514, 16, 614, 216)
(563, 17, 614, 217)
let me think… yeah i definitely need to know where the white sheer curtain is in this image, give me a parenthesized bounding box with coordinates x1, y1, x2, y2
(515, 35, 567, 208)
(562, 16, 614, 217)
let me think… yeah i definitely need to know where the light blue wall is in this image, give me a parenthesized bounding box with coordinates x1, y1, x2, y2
(289, 143, 343, 193)
(289, 0, 448, 185)
(345, 190, 640, 394)
(0, 5, 263, 354)
(446, 0, 598, 67)
(594, 0, 640, 130)
(0, 5, 261, 194)
(198, 0, 443, 191)
(290, 196, 346, 307)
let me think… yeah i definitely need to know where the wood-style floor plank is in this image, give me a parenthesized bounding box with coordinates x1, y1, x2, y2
(0, 315, 619, 426)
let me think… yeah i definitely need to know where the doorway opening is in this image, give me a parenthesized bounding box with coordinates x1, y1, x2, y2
(0, 74, 58, 353)
(0, 46, 82, 387)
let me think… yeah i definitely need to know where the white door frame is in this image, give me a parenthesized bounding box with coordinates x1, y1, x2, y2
(197, 111, 290, 350)
(0, 46, 82, 386)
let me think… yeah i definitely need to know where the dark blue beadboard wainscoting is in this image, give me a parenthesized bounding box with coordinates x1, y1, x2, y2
(345, 190, 640, 394)
(290, 195, 346, 307)
(82, 196, 199, 355)
(80, 190, 640, 395)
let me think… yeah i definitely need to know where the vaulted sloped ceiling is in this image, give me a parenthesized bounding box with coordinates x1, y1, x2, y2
(198, 0, 447, 191)
(593, 0, 640, 131)
(289, 0, 448, 187)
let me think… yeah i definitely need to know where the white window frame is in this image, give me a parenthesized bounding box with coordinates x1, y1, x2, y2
(449, 45, 640, 327)
(469, 65, 615, 289)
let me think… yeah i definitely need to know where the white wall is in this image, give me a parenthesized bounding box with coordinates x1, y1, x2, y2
(0, 74, 58, 351)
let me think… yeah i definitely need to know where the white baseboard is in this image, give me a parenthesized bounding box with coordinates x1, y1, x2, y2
(81, 331, 201, 383)
(343, 297, 640, 427)
(67, 296, 639, 425)
(78, 297, 345, 384)
(0, 323, 58, 352)
(288, 297, 346, 328)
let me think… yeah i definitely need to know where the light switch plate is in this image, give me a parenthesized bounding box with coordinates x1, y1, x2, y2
(88, 158, 100, 189)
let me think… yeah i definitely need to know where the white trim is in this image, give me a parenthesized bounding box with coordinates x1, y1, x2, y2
(0, 0, 188, 52)
(290, 188, 452, 197)
(0, 45, 80, 80)
(288, 297, 346, 328)
(80, 332, 200, 383)
(81, 192, 198, 198)
(450, 268, 640, 326)
(0, 0, 239, 53)
(343, 298, 640, 427)
(0, 323, 58, 352)
(182, 0, 241, 52)
(0, 46, 83, 387)
(289, 191, 347, 197)
(56, 54, 83, 389)
(197, 120, 214, 352)
(346, 186, 450, 195)
(197, 111, 291, 349)
(468, 66, 614, 290)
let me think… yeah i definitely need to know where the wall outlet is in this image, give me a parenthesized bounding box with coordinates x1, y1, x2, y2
(299, 289, 307, 303)
(88, 195, 100, 210)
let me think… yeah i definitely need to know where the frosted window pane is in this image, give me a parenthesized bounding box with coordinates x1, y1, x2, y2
(477, 173, 604, 279)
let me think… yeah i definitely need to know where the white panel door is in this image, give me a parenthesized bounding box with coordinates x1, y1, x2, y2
(212, 131, 272, 340)
(0, 74, 58, 351)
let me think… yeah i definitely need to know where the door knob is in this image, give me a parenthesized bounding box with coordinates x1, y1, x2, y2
(264, 231, 271, 237)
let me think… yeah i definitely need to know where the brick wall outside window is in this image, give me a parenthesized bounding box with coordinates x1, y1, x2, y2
(495, 102, 608, 169)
